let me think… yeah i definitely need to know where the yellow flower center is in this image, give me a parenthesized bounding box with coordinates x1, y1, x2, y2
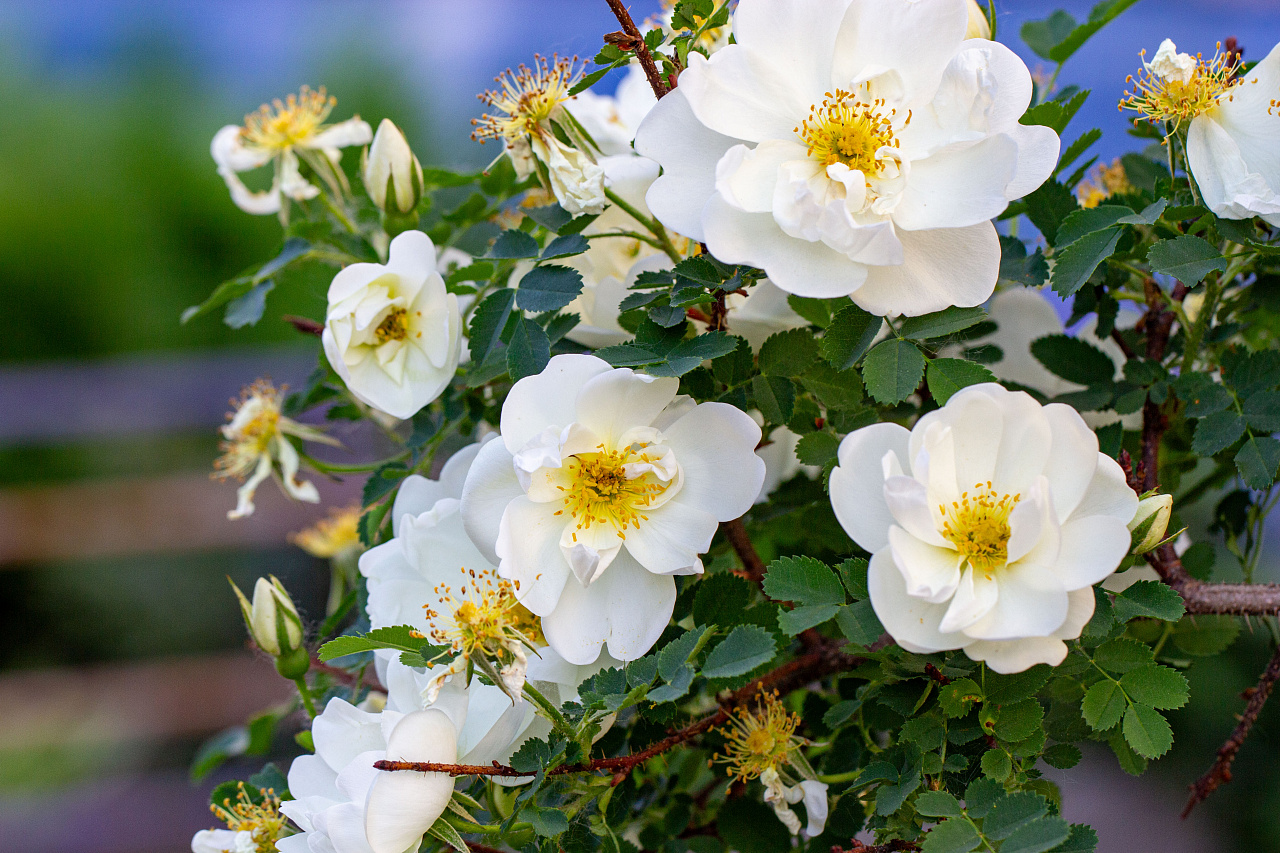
(717, 690, 803, 783)
(939, 482, 1021, 574)
(210, 784, 288, 853)
(375, 307, 410, 344)
(1121, 45, 1241, 131)
(473, 55, 582, 144)
(214, 380, 285, 481)
(797, 90, 904, 173)
(555, 444, 675, 540)
(291, 504, 362, 558)
(423, 567, 543, 658)
(242, 86, 336, 151)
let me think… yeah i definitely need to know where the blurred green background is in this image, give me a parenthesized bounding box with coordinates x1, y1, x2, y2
(2, 2, 1280, 852)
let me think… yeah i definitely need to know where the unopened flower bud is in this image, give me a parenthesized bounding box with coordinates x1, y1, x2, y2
(230, 576, 305, 657)
(362, 118, 423, 215)
(965, 0, 991, 40)
(1128, 493, 1173, 554)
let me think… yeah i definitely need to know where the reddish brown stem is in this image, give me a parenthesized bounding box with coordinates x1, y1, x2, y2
(722, 516, 766, 584)
(283, 314, 324, 336)
(604, 0, 670, 98)
(1145, 545, 1280, 614)
(1183, 643, 1280, 816)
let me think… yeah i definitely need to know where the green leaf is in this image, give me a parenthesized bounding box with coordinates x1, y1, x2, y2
(468, 288, 517, 365)
(1236, 435, 1280, 489)
(1048, 0, 1141, 64)
(964, 778, 1005, 818)
(1056, 824, 1100, 853)
(656, 332, 740, 376)
(1119, 664, 1189, 710)
(191, 727, 250, 780)
(702, 625, 777, 679)
(795, 431, 840, 467)
(801, 361, 865, 410)
(182, 238, 314, 324)
(762, 556, 845, 606)
(516, 265, 584, 312)
(820, 304, 882, 369)
(863, 339, 926, 404)
(926, 358, 996, 404)
(486, 229, 540, 259)
(1051, 226, 1121, 297)
(981, 748, 1012, 782)
(899, 306, 988, 340)
(982, 791, 1048, 840)
(427, 818, 470, 853)
(920, 818, 981, 853)
(1108, 728, 1148, 775)
(1021, 90, 1089, 137)
(752, 374, 797, 423)
(994, 699, 1045, 742)
(1030, 334, 1115, 385)
(836, 557, 870, 599)
(1094, 638, 1154, 673)
(224, 279, 276, 329)
(1054, 205, 1133, 247)
(1081, 680, 1126, 731)
(693, 573, 752, 629)
(779, 604, 841, 635)
(1147, 235, 1228, 283)
(759, 329, 821, 376)
(523, 805, 570, 837)
(939, 677, 983, 719)
(787, 295, 845, 328)
(1000, 816, 1072, 853)
(712, 335, 754, 387)
(1243, 390, 1280, 432)
(1114, 580, 1186, 622)
(835, 601, 885, 646)
(1172, 614, 1240, 656)
(541, 233, 589, 260)
(506, 315, 551, 381)
(1023, 179, 1080, 245)
(1193, 411, 1247, 456)
(875, 768, 921, 815)
(984, 666, 1053, 704)
(1181, 380, 1233, 418)
(915, 791, 964, 818)
(1122, 703, 1174, 758)
(657, 625, 714, 681)
(1021, 9, 1076, 59)
(319, 625, 441, 661)
(1042, 743, 1082, 769)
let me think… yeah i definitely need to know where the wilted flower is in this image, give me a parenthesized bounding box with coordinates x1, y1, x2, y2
(322, 230, 463, 420)
(192, 783, 289, 853)
(830, 383, 1138, 673)
(211, 86, 371, 222)
(291, 505, 362, 560)
(214, 380, 336, 520)
(1121, 39, 1241, 132)
(460, 354, 764, 664)
(474, 55, 606, 215)
(635, 0, 1059, 316)
(363, 118, 424, 215)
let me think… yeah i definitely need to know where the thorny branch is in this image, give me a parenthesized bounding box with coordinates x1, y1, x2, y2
(604, 0, 670, 99)
(723, 516, 767, 584)
(1182, 643, 1280, 816)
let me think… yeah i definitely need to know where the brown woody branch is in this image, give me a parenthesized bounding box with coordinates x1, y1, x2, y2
(604, 0, 670, 99)
(283, 314, 324, 337)
(832, 840, 921, 852)
(723, 516, 767, 584)
(1183, 643, 1280, 816)
(1144, 545, 1280, 614)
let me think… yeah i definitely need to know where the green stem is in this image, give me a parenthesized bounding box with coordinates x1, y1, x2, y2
(605, 187, 683, 264)
(1179, 274, 1224, 374)
(817, 769, 864, 784)
(522, 681, 576, 741)
(301, 451, 411, 474)
(294, 678, 318, 717)
(444, 814, 532, 836)
(321, 193, 360, 234)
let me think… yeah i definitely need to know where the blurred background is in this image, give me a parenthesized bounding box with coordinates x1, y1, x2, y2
(3, 1, 1280, 850)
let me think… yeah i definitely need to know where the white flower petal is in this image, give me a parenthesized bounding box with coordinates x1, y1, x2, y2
(833, 0, 968, 104)
(892, 134, 1018, 231)
(1053, 515, 1133, 590)
(1068, 452, 1139, 524)
(963, 634, 1068, 673)
(937, 567, 999, 633)
(830, 423, 912, 553)
(678, 48, 814, 143)
(572, 368, 679, 445)
(868, 548, 966, 653)
(460, 437, 525, 564)
(312, 698, 385, 775)
(305, 117, 374, 149)
(884, 476, 952, 548)
(287, 754, 341, 802)
(799, 779, 830, 837)
(1040, 403, 1099, 522)
(364, 710, 457, 853)
(500, 354, 613, 454)
(624, 500, 718, 575)
(964, 560, 1068, 641)
(888, 525, 962, 602)
(495, 495, 572, 616)
(850, 220, 999, 316)
(324, 802, 376, 853)
(659, 401, 765, 521)
(716, 140, 808, 213)
(211, 125, 272, 172)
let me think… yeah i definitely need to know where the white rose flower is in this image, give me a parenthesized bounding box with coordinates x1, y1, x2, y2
(211, 86, 371, 221)
(829, 383, 1138, 673)
(322, 230, 462, 420)
(460, 354, 765, 664)
(969, 287, 1139, 428)
(1186, 42, 1280, 226)
(634, 0, 1059, 316)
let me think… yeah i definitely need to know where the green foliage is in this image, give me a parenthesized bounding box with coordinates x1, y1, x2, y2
(863, 339, 927, 404)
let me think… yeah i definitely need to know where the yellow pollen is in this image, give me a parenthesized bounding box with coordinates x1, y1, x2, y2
(375, 307, 409, 344)
(214, 380, 284, 481)
(939, 481, 1020, 574)
(796, 89, 904, 173)
(472, 55, 583, 144)
(290, 504, 362, 558)
(1076, 158, 1132, 208)
(716, 690, 803, 783)
(242, 86, 336, 151)
(559, 443, 672, 537)
(209, 783, 287, 853)
(423, 566, 542, 658)
(1120, 44, 1242, 132)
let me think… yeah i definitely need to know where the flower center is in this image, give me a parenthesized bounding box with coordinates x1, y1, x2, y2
(423, 567, 542, 658)
(939, 482, 1020, 573)
(717, 690, 803, 783)
(796, 90, 904, 173)
(473, 55, 581, 144)
(555, 444, 675, 539)
(242, 86, 335, 151)
(1121, 45, 1241, 130)
(215, 381, 284, 481)
(210, 783, 288, 853)
(375, 307, 410, 344)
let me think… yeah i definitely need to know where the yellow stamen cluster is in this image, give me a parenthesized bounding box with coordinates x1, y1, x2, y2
(1076, 158, 1133, 208)
(472, 55, 582, 144)
(242, 86, 335, 151)
(1120, 45, 1241, 131)
(797, 90, 904, 173)
(423, 566, 543, 658)
(214, 380, 285, 482)
(716, 690, 804, 783)
(375, 307, 410, 344)
(209, 784, 288, 853)
(555, 445, 673, 540)
(939, 482, 1021, 575)
(291, 504, 362, 558)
